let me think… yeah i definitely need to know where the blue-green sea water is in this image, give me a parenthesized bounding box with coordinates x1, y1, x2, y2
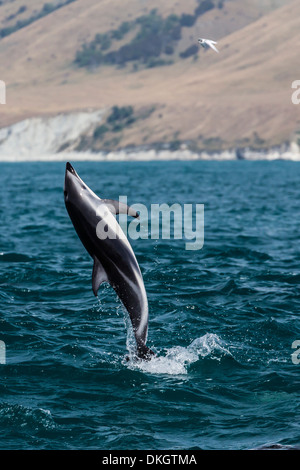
(0, 160, 299, 450)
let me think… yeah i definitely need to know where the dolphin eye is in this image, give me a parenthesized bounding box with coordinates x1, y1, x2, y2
(64, 190, 68, 197)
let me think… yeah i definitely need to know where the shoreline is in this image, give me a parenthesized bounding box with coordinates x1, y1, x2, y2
(0, 111, 299, 162)
(0, 110, 299, 162)
(0, 146, 300, 162)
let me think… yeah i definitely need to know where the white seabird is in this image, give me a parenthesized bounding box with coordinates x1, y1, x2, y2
(198, 38, 219, 53)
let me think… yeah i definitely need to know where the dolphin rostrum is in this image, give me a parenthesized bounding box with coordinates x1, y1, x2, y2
(64, 162, 154, 360)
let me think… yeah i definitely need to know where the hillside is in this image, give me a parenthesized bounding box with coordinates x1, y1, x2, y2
(0, 0, 299, 154)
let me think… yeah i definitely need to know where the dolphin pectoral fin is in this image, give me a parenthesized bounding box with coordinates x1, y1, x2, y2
(92, 256, 109, 296)
(103, 199, 139, 218)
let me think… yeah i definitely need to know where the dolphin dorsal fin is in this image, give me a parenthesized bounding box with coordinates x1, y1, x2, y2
(103, 199, 139, 218)
(92, 256, 109, 296)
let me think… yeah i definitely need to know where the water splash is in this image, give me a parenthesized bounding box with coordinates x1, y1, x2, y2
(125, 333, 232, 375)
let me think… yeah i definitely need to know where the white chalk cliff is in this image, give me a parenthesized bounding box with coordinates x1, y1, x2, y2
(0, 111, 299, 161)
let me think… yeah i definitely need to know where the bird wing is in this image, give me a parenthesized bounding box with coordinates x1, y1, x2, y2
(206, 40, 219, 53)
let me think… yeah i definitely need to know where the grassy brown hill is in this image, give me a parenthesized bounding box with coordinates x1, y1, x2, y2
(0, 0, 298, 152)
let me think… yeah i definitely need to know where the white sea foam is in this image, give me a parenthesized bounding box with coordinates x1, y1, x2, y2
(126, 333, 232, 376)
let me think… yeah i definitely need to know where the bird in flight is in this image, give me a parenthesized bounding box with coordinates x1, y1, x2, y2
(198, 38, 219, 53)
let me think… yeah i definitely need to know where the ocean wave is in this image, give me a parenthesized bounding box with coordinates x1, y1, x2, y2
(0, 403, 55, 430)
(0, 252, 33, 263)
(1, 160, 299, 449)
(251, 443, 300, 450)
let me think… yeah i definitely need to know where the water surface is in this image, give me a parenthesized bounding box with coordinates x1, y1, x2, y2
(0, 161, 299, 450)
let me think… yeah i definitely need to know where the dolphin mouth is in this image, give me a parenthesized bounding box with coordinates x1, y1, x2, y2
(66, 162, 78, 177)
(64, 162, 79, 198)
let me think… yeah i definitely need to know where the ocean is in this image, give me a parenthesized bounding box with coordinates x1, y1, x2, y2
(0, 160, 299, 450)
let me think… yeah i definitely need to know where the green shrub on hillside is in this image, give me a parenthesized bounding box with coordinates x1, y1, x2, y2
(180, 13, 197, 27)
(75, 10, 183, 68)
(93, 125, 109, 139)
(111, 21, 133, 40)
(180, 44, 198, 59)
(0, 0, 77, 39)
(75, 3, 218, 70)
(107, 106, 134, 124)
(195, 0, 215, 17)
(92, 106, 136, 140)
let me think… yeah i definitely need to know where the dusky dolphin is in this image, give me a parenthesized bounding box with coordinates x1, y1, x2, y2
(64, 162, 154, 360)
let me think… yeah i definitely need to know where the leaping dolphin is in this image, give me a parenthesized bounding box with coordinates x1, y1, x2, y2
(64, 162, 154, 360)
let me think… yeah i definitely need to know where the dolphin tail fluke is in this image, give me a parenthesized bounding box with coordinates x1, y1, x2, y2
(136, 342, 155, 361)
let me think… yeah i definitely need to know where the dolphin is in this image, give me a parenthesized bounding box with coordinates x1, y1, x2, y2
(64, 162, 154, 360)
